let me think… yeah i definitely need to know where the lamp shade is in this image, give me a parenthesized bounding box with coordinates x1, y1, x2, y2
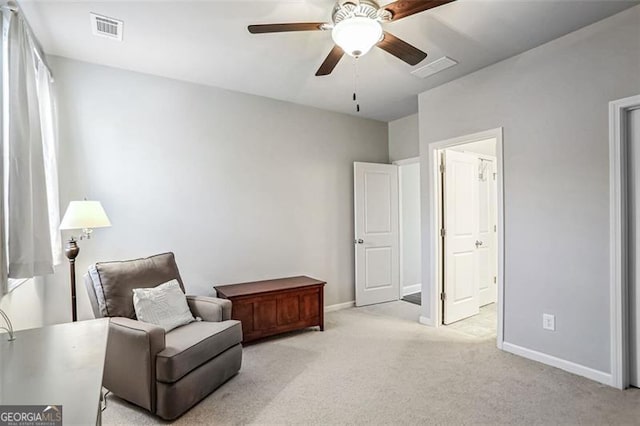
(59, 201, 111, 230)
(331, 17, 382, 58)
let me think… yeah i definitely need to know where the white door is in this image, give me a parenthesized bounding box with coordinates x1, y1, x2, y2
(354, 162, 399, 306)
(477, 156, 497, 306)
(629, 107, 640, 387)
(443, 150, 480, 324)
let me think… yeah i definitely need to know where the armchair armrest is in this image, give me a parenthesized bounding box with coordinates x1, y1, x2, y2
(104, 317, 166, 412)
(186, 295, 232, 322)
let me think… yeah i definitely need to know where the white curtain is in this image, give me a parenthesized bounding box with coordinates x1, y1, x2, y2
(0, 9, 60, 293)
(37, 60, 61, 265)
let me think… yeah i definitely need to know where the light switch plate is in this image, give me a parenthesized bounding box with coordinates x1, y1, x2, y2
(543, 313, 556, 331)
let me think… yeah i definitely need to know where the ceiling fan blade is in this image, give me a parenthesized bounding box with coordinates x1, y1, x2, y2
(248, 23, 328, 34)
(316, 45, 345, 76)
(383, 0, 456, 21)
(377, 32, 427, 66)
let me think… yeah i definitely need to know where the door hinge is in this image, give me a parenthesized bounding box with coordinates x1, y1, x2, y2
(493, 172, 497, 181)
(440, 292, 446, 301)
(493, 276, 497, 284)
(439, 162, 445, 174)
(494, 225, 497, 232)
(440, 228, 446, 237)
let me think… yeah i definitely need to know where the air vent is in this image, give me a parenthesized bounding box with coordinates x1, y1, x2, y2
(90, 13, 123, 41)
(411, 56, 458, 79)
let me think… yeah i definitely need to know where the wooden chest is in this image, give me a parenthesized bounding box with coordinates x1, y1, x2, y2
(214, 276, 325, 343)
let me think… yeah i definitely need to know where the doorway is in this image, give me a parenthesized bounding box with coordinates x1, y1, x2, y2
(438, 141, 497, 326)
(395, 157, 422, 306)
(426, 128, 504, 347)
(352, 159, 425, 311)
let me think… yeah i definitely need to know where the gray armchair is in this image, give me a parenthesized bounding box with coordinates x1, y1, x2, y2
(84, 252, 242, 420)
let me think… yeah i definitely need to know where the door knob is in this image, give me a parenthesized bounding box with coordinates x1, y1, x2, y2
(475, 240, 483, 248)
(354, 239, 364, 244)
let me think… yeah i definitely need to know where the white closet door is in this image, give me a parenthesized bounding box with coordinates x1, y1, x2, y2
(443, 150, 480, 324)
(478, 156, 497, 306)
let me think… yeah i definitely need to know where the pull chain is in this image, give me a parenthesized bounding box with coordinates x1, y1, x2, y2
(353, 57, 360, 113)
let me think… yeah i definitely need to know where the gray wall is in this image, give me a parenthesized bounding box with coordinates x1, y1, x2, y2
(419, 6, 640, 373)
(0, 278, 45, 330)
(389, 113, 419, 162)
(45, 56, 388, 324)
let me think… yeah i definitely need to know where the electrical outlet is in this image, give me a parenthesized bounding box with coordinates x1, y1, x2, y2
(543, 314, 555, 331)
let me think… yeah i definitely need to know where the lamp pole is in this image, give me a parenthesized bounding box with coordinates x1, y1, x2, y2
(59, 200, 112, 322)
(64, 237, 80, 322)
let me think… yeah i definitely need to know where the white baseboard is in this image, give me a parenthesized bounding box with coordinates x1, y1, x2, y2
(402, 284, 422, 296)
(324, 301, 355, 313)
(502, 342, 613, 386)
(419, 315, 435, 326)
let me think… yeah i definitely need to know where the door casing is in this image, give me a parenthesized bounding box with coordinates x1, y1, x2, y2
(609, 94, 640, 389)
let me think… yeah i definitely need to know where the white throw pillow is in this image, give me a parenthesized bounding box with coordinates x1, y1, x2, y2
(132, 280, 195, 332)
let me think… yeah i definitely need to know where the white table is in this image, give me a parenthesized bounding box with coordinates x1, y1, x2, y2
(0, 319, 109, 425)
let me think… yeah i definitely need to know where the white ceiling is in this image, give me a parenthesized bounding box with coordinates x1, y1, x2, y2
(18, 0, 639, 122)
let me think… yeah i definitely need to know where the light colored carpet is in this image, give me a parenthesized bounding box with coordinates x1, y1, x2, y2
(103, 301, 640, 425)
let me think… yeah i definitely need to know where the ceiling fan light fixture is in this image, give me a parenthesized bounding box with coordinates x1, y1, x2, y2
(331, 17, 382, 58)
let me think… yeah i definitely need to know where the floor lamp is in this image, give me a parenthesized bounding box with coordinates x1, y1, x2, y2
(59, 201, 111, 322)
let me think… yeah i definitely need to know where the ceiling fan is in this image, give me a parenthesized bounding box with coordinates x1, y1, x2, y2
(248, 0, 455, 76)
